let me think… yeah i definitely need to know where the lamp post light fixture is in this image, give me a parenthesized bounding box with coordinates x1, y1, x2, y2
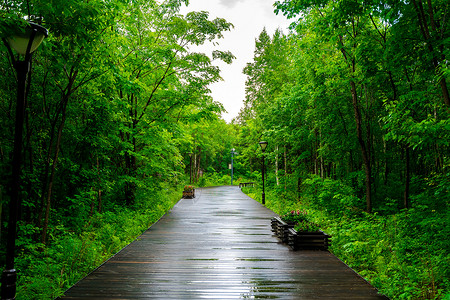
(2, 21, 48, 300)
(259, 141, 268, 205)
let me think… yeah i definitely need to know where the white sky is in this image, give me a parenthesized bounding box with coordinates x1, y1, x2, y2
(180, 0, 291, 123)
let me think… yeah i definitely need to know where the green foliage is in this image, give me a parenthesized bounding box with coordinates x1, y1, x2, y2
(237, 2, 449, 297)
(382, 99, 450, 151)
(1, 0, 449, 299)
(329, 207, 450, 300)
(242, 174, 449, 300)
(281, 209, 309, 224)
(0, 0, 237, 298)
(294, 221, 320, 232)
(196, 173, 233, 187)
(13, 186, 181, 299)
(280, 209, 321, 232)
(302, 175, 365, 215)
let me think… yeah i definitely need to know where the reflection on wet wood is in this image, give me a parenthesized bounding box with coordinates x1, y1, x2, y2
(59, 186, 389, 299)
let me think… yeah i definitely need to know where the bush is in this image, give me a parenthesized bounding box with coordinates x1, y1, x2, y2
(241, 174, 450, 300)
(303, 175, 365, 214)
(12, 185, 182, 299)
(281, 209, 309, 224)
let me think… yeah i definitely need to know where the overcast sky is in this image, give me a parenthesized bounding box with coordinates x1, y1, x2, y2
(180, 0, 291, 123)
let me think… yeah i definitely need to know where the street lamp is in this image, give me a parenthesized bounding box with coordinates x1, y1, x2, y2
(2, 21, 48, 300)
(230, 148, 237, 185)
(188, 152, 193, 184)
(259, 141, 268, 205)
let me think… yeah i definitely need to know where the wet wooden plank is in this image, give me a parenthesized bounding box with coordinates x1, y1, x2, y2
(59, 186, 389, 299)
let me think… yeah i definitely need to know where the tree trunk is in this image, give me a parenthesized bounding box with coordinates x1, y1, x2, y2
(40, 69, 78, 242)
(350, 80, 372, 213)
(96, 155, 102, 213)
(124, 150, 135, 206)
(0, 186, 3, 244)
(383, 138, 389, 186)
(411, 0, 450, 106)
(37, 112, 58, 230)
(41, 108, 67, 244)
(404, 145, 410, 209)
(314, 130, 319, 176)
(275, 145, 279, 186)
(196, 149, 201, 183)
(319, 129, 324, 178)
(284, 146, 287, 191)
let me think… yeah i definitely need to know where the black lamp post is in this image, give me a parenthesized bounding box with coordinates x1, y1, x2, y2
(230, 148, 236, 185)
(188, 152, 193, 184)
(2, 21, 48, 300)
(259, 141, 268, 205)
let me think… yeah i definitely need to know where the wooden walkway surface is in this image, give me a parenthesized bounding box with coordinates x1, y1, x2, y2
(60, 186, 389, 299)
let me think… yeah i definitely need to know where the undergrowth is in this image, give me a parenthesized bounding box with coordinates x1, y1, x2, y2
(7, 172, 449, 300)
(12, 186, 182, 299)
(242, 175, 450, 300)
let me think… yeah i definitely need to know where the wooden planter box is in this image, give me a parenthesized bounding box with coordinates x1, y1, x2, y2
(271, 217, 295, 243)
(287, 228, 331, 251)
(272, 217, 331, 250)
(182, 189, 195, 199)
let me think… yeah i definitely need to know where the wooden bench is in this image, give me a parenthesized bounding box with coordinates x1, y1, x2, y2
(239, 182, 255, 188)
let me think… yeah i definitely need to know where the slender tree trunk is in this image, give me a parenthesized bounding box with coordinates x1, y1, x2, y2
(275, 145, 279, 186)
(365, 86, 377, 197)
(411, 0, 450, 106)
(404, 146, 410, 209)
(89, 188, 95, 217)
(124, 96, 138, 206)
(89, 154, 103, 216)
(96, 155, 102, 213)
(37, 117, 58, 229)
(41, 69, 77, 243)
(319, 129, 324, 178)
(338, 22, 372, 212)
(40, 68, 78, 240)
(284, 146, 287, 191)
(314, 130, 319, 175)
(42, 108, 67, 244)
(0, 186, 3, 244)
(383, 138, 389, 186)
(124, 150, 135, 206)
(196, 149, 201, 182)
(350, 80, 372, 213)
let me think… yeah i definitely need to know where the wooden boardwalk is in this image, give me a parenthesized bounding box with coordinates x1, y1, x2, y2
(60, 186, 389, 299)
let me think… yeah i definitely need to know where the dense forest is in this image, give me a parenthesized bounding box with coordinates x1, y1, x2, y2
(0, 0, 448, 299)
(238, 0, 449, 299)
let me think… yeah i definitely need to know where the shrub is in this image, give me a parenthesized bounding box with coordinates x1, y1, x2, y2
(281, 209, 309, 224)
